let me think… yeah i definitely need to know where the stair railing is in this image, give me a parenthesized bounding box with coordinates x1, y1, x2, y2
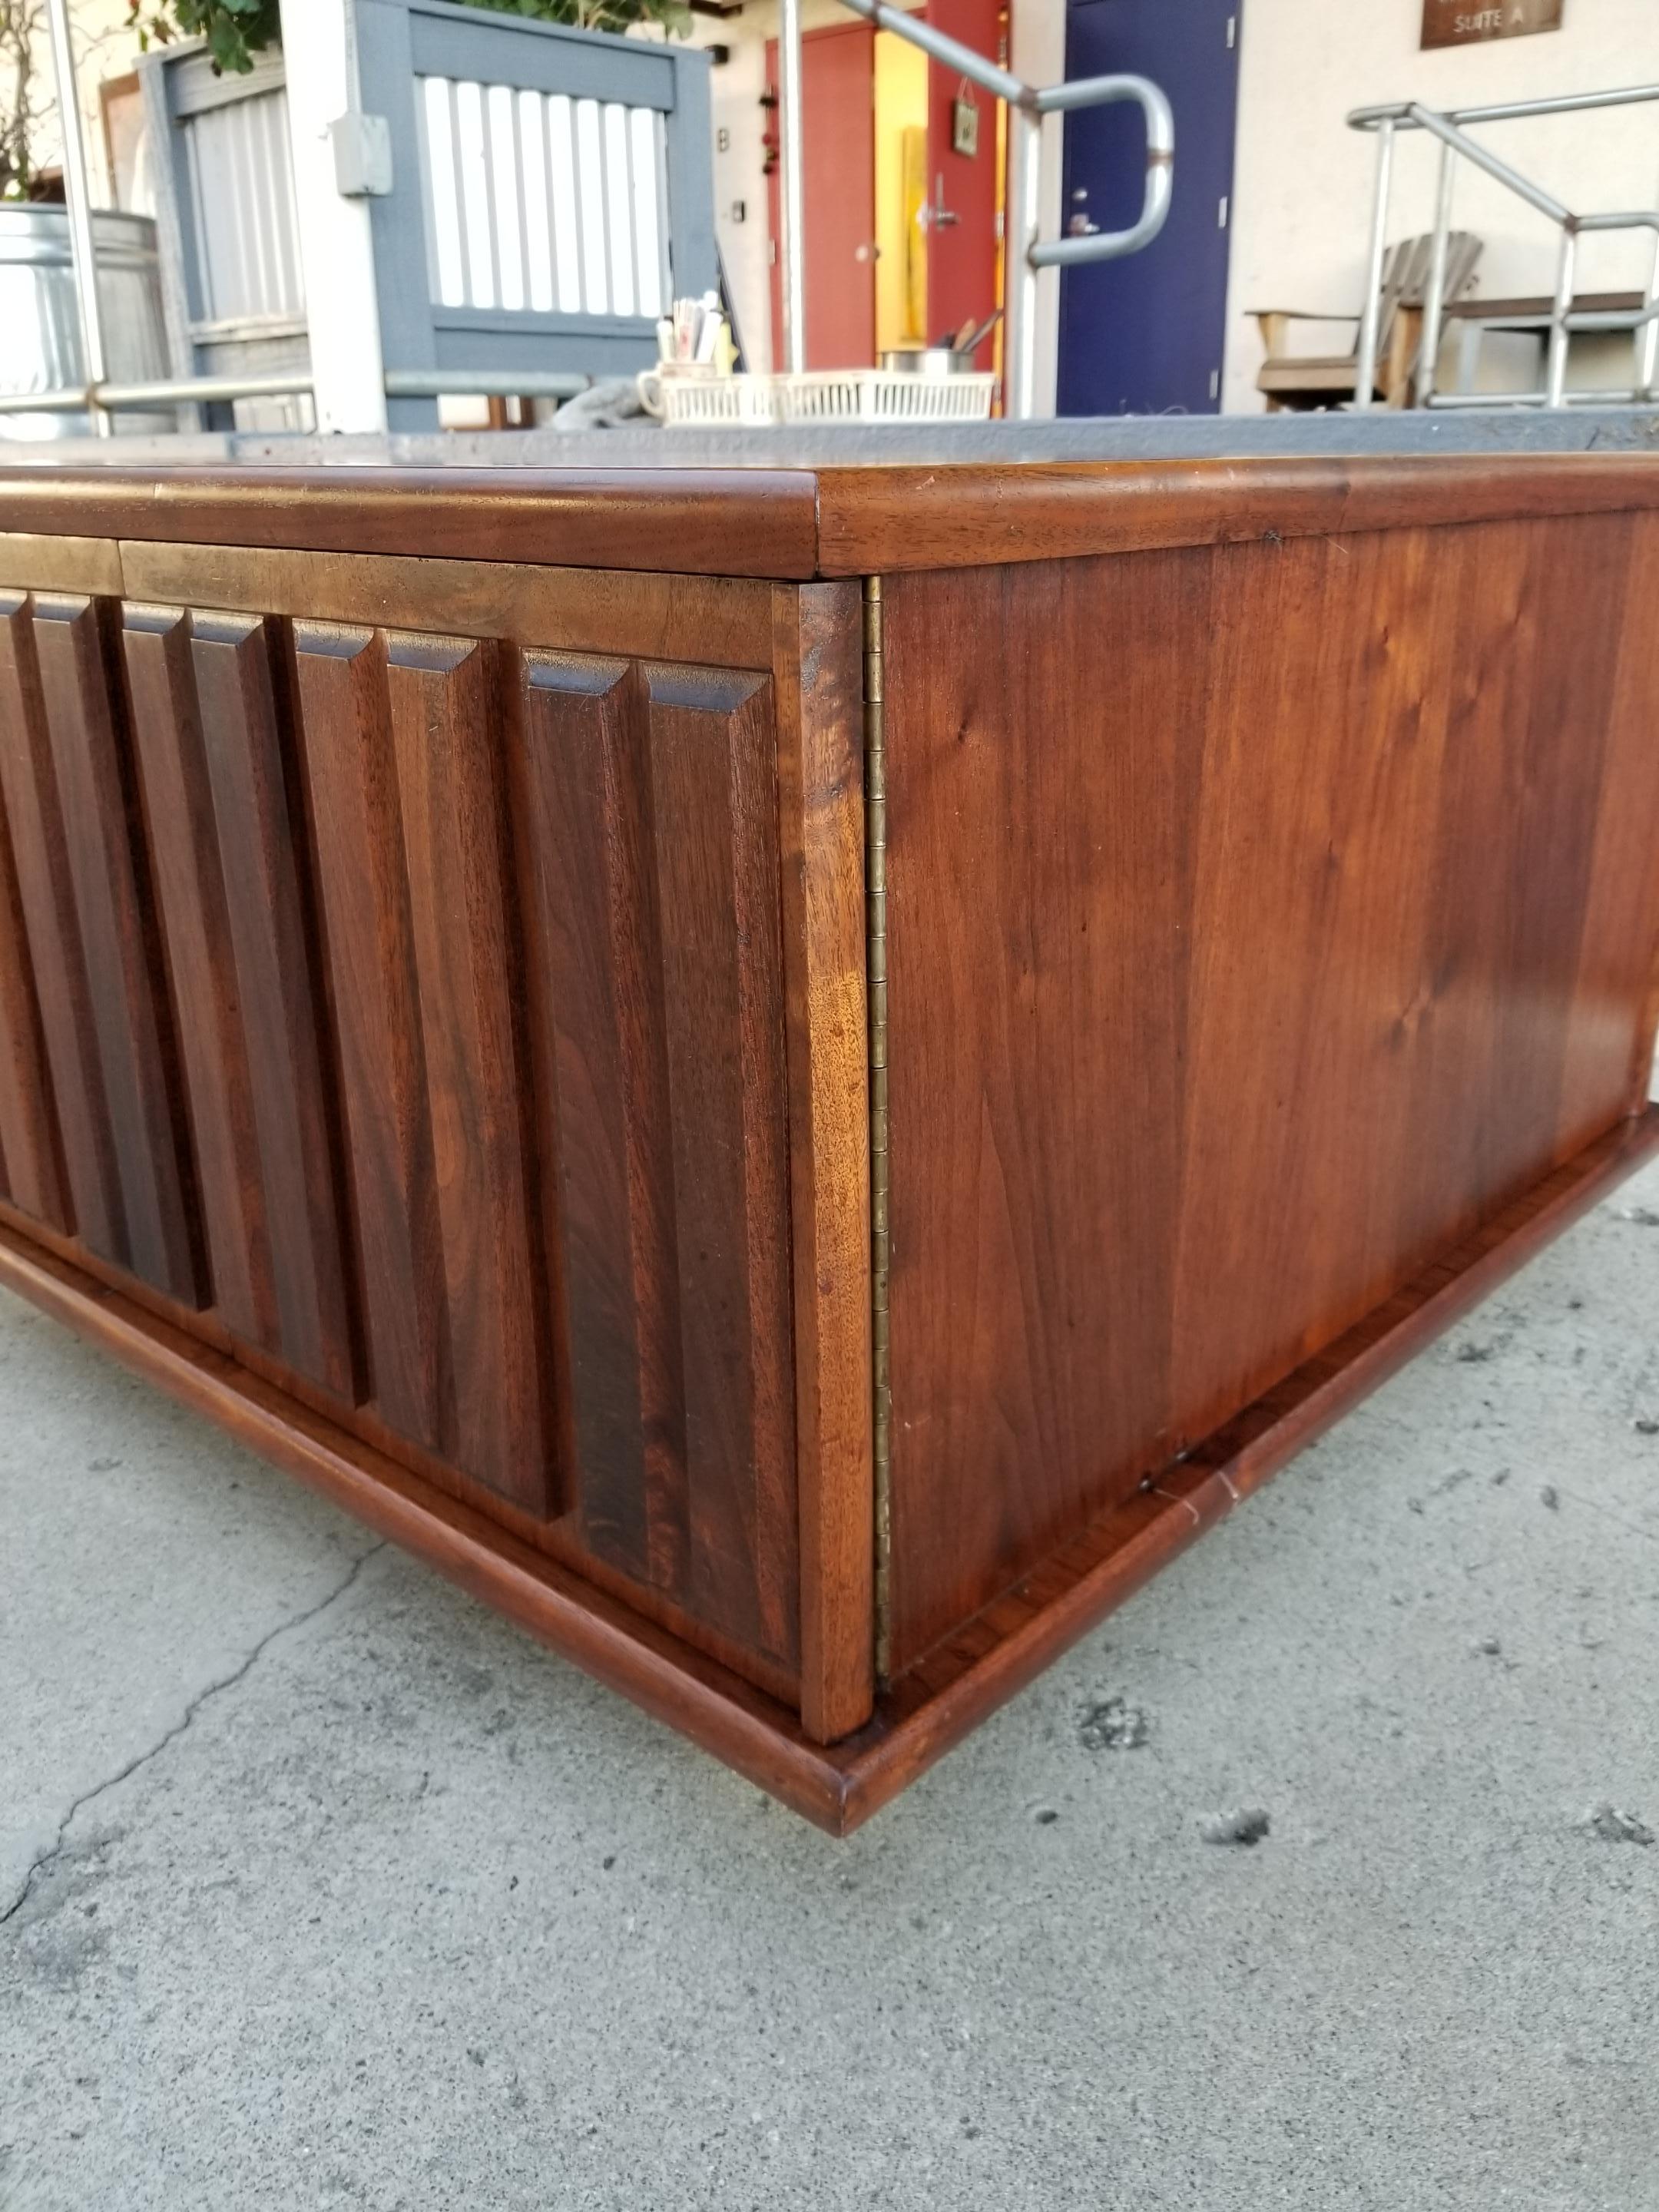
(777, 0, 1174, 421)
(1348, 86, 1659, 409)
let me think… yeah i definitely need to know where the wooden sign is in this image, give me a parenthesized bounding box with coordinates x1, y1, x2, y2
(1422, 0, 1562, 48)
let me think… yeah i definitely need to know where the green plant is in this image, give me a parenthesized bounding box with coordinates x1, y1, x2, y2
(126, 0, 687, 77)
(124, 0, 280, 76)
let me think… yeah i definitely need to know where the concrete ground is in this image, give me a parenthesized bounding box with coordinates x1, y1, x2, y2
(3, 1165, 1658, 2212)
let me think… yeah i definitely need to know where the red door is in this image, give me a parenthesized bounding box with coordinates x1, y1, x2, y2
(766, 22, 877, 369)
(924, 0, 1003, 353)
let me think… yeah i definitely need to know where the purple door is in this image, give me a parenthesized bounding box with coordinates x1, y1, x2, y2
(1058, 0, 1243, 416)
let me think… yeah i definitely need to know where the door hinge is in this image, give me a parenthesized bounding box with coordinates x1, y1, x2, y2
(1226, 14, 1237, 46)
(1217, 194, 1230, 229)
(1210, 366, 1221, 401)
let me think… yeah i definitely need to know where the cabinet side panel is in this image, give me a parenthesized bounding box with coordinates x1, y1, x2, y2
(882, 518, 1659, 1674)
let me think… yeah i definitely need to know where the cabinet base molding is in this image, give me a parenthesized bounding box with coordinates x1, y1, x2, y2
(7, 1104, 1652, 1836)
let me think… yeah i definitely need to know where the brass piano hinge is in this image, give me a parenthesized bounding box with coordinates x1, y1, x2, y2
(864, 574, 892, 1682)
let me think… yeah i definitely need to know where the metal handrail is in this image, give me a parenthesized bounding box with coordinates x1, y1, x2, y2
(805, 0, 1174, 419)
(0, 367, 597, 420)
(1346, 84, 1659, 411)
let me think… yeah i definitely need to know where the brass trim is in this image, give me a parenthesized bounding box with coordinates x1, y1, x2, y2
(864, 573, 891, 1678)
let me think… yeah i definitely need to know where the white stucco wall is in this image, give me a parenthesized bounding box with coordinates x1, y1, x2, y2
(1223, 0, 1659, 411)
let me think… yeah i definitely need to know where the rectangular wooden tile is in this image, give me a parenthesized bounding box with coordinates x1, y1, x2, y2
(514, 652, 685, 1591)
(0, 695, 65, 1230)
(514, 649, 800, 1668)
(645, 663, 797, 1667)
(293, 621, 553, 1515)
(0, 591, 199, 1300)
(123, 604, 356, 1394)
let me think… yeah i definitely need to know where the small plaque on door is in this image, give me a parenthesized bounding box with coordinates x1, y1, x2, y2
(1422, 0, 1562, 48)
(952, 96, 979, 158)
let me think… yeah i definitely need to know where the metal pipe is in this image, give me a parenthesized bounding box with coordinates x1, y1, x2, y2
(1426, 387, 1657, 408)
(1641, 171, 1659, 398)
(1353, 117, 1395, 411)
(1027, 152, 1171, 267)
(1003, 103, 1043, 419)
(0, 371, 316, 415)
(1575, 210, 1659, 232)
(1350, 84, 1659, 131)
(1406, 104, 1571, 225)
(777, 0, 806, 374)
(43, 0, 108, 436)
(836, 0, 1028, 110)
(383, 368, 588, 399)
(1024, 78, 1174, 270)
(1416, 139, 1455, 409)
(1545, 227, 1578, 407)
(1564, 302, 1659, 331)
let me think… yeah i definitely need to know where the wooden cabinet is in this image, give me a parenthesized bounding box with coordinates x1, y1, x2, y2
(0, 455, 1657, 1831)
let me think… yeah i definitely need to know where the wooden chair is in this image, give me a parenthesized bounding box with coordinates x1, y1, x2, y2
(1253, 233, 1483, 410)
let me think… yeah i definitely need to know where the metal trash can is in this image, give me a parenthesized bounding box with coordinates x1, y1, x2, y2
(0, 207, 174, 439)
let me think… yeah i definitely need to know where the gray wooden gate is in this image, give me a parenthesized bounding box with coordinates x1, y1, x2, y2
(362, 0, 715, 426)
(142, 0, 716, 430)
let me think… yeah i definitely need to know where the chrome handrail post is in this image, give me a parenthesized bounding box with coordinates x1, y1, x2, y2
(43, 0, 109, 436)
(1546, 226, 1578, 406)
(1417, 132, 1455, 408)
(1642, 170, 1659, 398)
(1004, 99, 1043, 421)
(1353, 116, 1395, 410)
(777, 0, 806, 374)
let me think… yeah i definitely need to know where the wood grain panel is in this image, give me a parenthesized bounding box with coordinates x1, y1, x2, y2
(0, 697, 65, 1230)
(118, 542, 774, 671)
(0, 591, 200, 1299)
(0, 467, 822, 579)
(771, 582, 873, 1741)
(122, 604, 356, 1393)
(514, 649, 799, 1667)
(515, 653, 684, 1588)
(882, 515, 1659, 1673)
(813, 454, 1659, 575)
(292, 621, 553, 1515)
(647, 661, 796, 1661)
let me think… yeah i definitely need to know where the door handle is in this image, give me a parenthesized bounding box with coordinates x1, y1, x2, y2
(928, 174, 961, 230)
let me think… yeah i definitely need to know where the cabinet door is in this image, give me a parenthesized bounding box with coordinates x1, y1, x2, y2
(0, 546, 816, 1687)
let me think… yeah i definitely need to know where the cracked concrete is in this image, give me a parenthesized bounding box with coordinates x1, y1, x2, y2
(1, 1541, 384, 1928)
(4, 1164, 1659, 2210)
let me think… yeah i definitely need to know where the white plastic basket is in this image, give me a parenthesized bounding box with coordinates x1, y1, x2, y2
(646, 368, 782, 426)
(773, 369, 997, 425)
(647, 367, 997, 428)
